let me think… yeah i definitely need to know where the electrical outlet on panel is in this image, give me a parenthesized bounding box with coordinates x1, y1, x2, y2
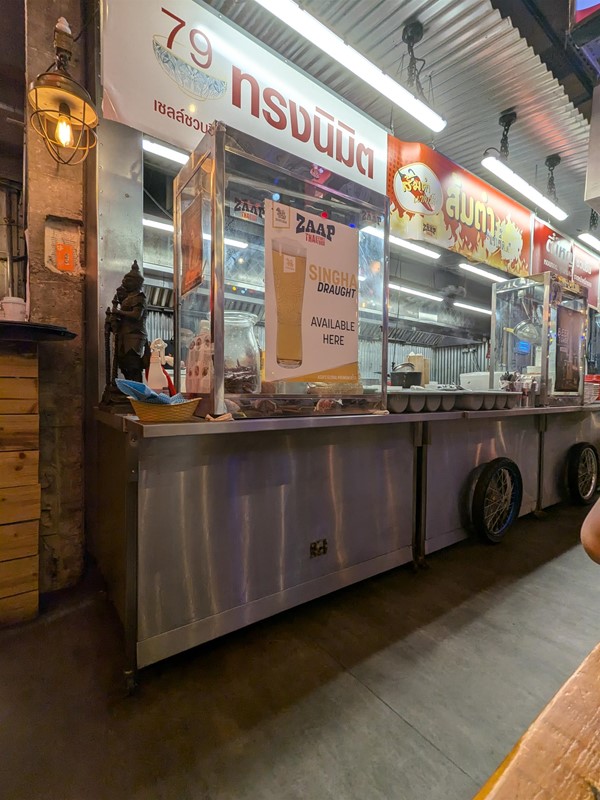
(310, 539, 328, 558)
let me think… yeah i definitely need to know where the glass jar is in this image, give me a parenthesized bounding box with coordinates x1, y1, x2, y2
(223, 311, 261, 394)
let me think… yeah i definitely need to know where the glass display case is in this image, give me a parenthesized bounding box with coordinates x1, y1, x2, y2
(173, 122, 389, 417)
(588, 308, 600, 375)
(491, 272, 587, 405)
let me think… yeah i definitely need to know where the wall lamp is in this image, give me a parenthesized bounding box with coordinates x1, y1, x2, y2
(27, 18, 98, 166)
(481, 111, 568, 222)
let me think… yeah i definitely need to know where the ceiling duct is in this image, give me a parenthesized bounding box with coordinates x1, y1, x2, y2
(145, 284, 174, 309)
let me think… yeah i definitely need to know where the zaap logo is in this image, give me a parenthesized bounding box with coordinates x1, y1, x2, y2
(296, 213, 335, 244)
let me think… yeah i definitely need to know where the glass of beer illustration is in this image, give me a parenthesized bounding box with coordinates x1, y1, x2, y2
(272, 237, 307, 367)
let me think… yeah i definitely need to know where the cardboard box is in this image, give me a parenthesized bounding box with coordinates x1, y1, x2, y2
(406, 354, 430, 386)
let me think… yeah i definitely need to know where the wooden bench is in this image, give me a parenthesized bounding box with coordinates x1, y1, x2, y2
(475, 642, 600, 799)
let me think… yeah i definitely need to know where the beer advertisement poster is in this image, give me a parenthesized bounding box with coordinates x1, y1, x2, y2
(554, 305, 584, 393)
(264, 200, 359, 384)
(180, 193, 204, 295)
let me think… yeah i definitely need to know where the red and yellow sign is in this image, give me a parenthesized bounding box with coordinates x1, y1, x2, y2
(531, 219, 572, 277)
(387, 136, 532, 276)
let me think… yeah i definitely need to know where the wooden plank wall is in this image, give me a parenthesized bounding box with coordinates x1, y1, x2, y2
(0, 343, 39, 625)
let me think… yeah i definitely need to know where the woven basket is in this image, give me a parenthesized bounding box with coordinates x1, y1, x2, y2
(130, 398, 200, 423)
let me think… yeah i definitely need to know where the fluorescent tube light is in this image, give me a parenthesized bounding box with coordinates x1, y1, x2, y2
(252, 0, 446, 133)
(362, 226, 440, 260)
(205, 233, 249, 249)
(454, 302, 492, 316)
(142, 219, 248, 249)
(482, 156, 568, 222)
(390, 235, 441, 260)
(143, 218, 174, 232)
(579, 232, 600, 253)
(363, 226, 384, 239)
(389, 283, 443, 302)
(459, 262, 507, 282)
(143, 262, 173, 274)
(143, 139, 189, 165)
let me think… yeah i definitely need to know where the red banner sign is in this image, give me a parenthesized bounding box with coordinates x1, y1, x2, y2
(573, 0, 600, 24)
(532, 219, 572, 277)
(573, 243, 600, 308)
(387, 136, 532, 276)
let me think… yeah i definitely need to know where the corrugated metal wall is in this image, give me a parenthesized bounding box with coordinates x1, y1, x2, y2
(431, 343, 488, 384)
(162, 313, 487, 386)
(386, 342, 488, 384)
(388, 343, 433, 370)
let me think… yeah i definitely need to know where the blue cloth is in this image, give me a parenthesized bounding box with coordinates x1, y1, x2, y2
(115, 379, 188, 405)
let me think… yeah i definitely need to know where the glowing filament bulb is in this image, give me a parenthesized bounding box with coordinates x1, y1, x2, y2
(56, 103, 73, 147)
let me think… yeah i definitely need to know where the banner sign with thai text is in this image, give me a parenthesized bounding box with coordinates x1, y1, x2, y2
(264, 200, 359, 384)
(573, 0, 600, 25)
(531, 219, 572, 278)
(573, 243, 599, 307)
(101, 0, 387, 193)
(387, 136, 532, 276)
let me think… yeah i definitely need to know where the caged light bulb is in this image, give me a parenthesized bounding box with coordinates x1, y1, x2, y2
(56, 103, 74, 148)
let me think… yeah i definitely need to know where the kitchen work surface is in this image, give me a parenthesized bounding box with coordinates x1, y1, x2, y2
(1, 504, 599, 800)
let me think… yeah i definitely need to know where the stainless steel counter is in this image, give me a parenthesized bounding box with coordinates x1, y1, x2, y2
(97, 403, 600, 439)
(93, 403, 600, 677)
(94, 412, 418, 672)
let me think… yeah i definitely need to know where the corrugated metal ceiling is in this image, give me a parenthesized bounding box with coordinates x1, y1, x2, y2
(205, 0, 592, 240)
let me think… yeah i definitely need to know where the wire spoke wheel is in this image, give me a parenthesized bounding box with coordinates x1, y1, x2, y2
(578, 448, 598, 502)
(472, 458, 523, 543)
(568, 443, 599, 505)
(483, 469, 515, 535)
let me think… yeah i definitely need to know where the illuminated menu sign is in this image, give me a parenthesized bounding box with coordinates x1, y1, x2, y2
(387, 136, 532, 276)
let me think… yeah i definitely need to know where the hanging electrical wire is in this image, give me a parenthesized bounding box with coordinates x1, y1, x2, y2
(402, 21, 429, 103)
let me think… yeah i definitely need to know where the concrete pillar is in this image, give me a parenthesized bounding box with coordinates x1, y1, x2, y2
(24, 0, 86, 590)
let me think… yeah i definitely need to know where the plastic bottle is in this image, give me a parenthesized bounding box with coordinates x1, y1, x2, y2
(147, 340, 168, 393)
(186, 319, 213, 394)
(198, 320, 213, 393)
(530, 378, 538, 407)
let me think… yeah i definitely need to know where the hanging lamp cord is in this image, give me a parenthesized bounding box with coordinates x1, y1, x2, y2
(547, 164, 558, 203)
(500, 118, 512, 159)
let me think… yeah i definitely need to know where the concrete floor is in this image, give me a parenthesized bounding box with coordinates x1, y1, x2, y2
(1, 504, 599, 800)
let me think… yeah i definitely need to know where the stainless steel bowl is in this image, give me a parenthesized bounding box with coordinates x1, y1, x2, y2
(408, 393, 426, 413)
(440, 394, 456, 412)
(425, 394, 442, 412)
(494, 393, 508, 410)
(387, 392, 409, 414)
(455, 393, 484, 411)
